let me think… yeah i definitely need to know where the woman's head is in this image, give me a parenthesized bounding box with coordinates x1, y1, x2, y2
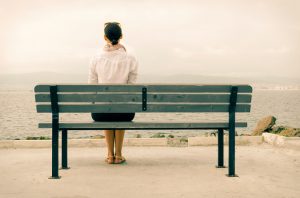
(104, 22, 122, 45)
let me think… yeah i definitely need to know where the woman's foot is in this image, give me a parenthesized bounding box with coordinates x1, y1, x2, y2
(114, 155, 126, 164)
(105, 156, 114, 164)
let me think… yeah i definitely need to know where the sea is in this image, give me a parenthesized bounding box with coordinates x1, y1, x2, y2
(0, 89, 299, 140)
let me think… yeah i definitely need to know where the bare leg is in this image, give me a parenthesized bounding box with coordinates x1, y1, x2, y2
(115, 129, 125, 157)
(104, 130, 115, 157)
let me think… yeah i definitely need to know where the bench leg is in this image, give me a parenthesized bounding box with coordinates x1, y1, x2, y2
(61, 129, 70, 169)
(216, 129, 225, 168)
(227, 126, 238, 177)
(49, 123, 60, 179)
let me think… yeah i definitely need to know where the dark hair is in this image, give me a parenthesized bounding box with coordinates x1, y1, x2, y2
(104, 22, 122, 45)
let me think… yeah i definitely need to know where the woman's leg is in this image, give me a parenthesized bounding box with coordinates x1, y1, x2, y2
(104, 130, 115, 157)
(115, 129, 125, 157)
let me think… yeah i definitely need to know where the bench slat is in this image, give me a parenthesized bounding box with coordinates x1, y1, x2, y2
(34, 84, 252, 93)
(36, 104, 251, 113)
(35, 93, 252, 103)
(38, 121, 247, 129)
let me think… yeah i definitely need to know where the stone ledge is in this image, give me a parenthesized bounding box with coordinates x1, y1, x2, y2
(262, 133, 300, 150)
(188, 136, 263, 146)
(0, 136, 265, 149)
(0, 138, 169, 149)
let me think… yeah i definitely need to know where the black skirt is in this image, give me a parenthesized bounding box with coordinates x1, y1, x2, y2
(91, 113, 135, 122)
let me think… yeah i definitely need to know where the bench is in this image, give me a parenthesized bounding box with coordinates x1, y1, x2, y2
(34, 84, 252, 179)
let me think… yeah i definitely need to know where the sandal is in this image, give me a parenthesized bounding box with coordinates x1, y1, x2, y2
(114, 156, 126, 164)
(105, 156, 114, 164)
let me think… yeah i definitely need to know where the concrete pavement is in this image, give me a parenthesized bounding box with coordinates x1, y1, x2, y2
(0, 145, 299, 198)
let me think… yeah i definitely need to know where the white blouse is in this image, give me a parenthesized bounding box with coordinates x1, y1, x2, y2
(88, 48, 138, 84)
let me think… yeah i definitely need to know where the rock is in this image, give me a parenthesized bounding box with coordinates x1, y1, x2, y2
(26, 136, 51, 140)
(210, 132, 217, 137)
(279, 128, 300, 137)
(252, 116, 277, 136)
(134, 134, 142, 138)
(179, 137, 188, 143)
(150, 133, 165, 138)
(271, 126, 287, 134)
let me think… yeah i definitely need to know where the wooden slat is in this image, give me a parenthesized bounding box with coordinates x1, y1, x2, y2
(36, 103, 251, 113)
(35, 93, 252, 103)
(34, 84, 252, 93)
(38, 121, 247, 129)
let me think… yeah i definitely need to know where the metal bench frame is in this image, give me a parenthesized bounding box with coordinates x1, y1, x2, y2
(34, 84, 251, 179)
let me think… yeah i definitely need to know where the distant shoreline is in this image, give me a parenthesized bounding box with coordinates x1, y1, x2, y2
(1, 72, 300, 91)
(1, 84, 300, 92)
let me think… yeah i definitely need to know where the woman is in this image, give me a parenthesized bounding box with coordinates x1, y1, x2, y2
(88, 22, 138, 164)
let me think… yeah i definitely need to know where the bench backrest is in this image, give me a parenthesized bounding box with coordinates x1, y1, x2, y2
(34, 84, 252, 113)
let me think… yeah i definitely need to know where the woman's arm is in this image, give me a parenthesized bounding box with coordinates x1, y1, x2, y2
(88, 57, 98, 84)
(127, 58, 138, 84)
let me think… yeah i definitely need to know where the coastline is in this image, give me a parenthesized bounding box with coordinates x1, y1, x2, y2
(0, 136, 262, 149)
(1, 133, 299, 150)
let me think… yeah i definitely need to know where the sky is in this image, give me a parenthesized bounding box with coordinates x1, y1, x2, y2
(0, 0, 299, 78)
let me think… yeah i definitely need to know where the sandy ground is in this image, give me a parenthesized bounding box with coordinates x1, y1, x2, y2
(0, 144, 299, 198)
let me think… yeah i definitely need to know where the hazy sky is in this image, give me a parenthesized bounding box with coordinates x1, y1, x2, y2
(0, 0, 299, 77)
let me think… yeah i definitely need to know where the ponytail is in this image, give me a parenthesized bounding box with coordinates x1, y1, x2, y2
(104, 22, 122, 45)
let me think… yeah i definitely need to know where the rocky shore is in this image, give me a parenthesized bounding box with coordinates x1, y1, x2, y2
(251, 115, 300, 137)
(19, 115, 300, 141)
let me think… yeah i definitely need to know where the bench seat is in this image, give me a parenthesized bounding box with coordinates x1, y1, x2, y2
(39, 121, 247, 130)
(34, 84, 253, 178)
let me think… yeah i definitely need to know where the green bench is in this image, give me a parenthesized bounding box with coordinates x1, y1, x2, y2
(34, 84, 252, 179)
